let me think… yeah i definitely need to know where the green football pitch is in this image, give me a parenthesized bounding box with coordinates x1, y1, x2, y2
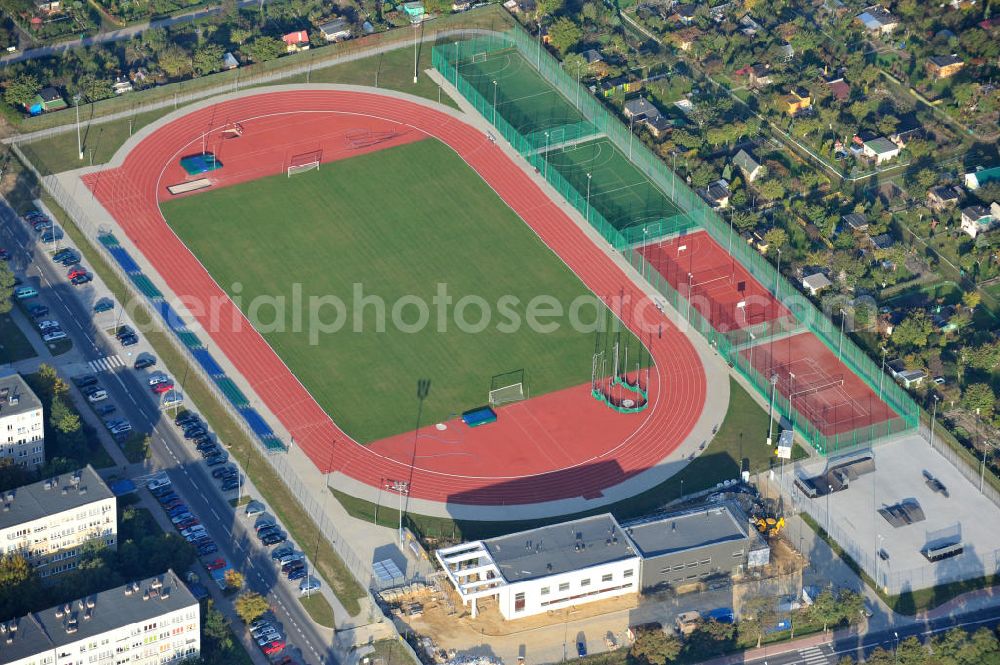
(162, 139, 645, 443)
(542, 137, 684, 233)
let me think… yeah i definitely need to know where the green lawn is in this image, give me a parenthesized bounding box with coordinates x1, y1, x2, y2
(163, 138, 641, 443)
(0, 312, 37, 364)
(333, 376, 801, 542)
(299, 593, 335, 628)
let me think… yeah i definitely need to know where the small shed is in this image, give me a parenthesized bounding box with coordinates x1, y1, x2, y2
(222, 52, 239, 70)
(801, 272, 832, 295)
(319, 18, 352, 41)
(25, 86, 67, 115)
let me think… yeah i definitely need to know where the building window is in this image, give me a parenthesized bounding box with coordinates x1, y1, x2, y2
(558, 582, 570, 592)
(601, 573, 613, 583)
(580, 578, 591, 587)
(514, 593, 525, 612)
(540, 587, 550, 596)
(623, 569, 634, 578)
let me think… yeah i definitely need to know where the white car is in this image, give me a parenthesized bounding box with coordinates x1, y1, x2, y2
(180, 525, 206, 538)
(148, 373, 171, 386)
(37, 320, 60, 331)
(42, 330, 66, 342)
(298, 578, 321, 595)
(86, 389, 108, 402)
(110, 423, 132, 434)
(161, 390, 183, 408)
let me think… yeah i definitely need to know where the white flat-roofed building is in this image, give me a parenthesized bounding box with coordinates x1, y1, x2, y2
(0, 570, 200, 665)
(0, 466, 116, 577)
(436, 514, 640, 619)
(0, 370, 45, 471)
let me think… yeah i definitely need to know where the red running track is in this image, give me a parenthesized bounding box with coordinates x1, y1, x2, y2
(83, 90, 707, 506)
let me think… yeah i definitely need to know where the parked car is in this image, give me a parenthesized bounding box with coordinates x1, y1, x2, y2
(95, 403, 116, 416)
(271, 545, 294, 561)
(211, 465, 234, 479)
(70, 273, 93, 285)
(41, 229, 65, 243)
(299, 578, 320, 595)
(204, 558, 226, 571)
(93, 299, 115, 313)
(37, 320, 60, 331)
(287, 567, 307, 581)
(197, 543, 218, 556)
(120, 334, 139, 346)
(281, 559, 305, 574)
(175, 411, 198, 426)
(73, 374, 98, 388)
(27, 304, 49, 318)
(205, 453, 228, 466)
(260, 532, 285, 546)
(262, 641, 286, 656)
(221, 478, 240, 492)
(14, 286, 38, 299)
(42, 331, 66, 343)
(134, 354, 156, 370)
(86, 389, 108, 403)
(67, 267, 87, 279)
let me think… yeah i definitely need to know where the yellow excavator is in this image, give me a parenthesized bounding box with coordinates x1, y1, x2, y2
(754, 516, 785, 538)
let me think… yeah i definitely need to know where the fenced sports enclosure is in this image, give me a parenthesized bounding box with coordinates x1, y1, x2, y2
(433, 26, 920, 455)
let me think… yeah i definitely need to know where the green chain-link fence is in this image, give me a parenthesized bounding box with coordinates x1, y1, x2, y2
(432, 28, 919, 454)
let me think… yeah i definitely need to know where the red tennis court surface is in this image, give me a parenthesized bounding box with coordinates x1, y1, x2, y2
(639, 231, 790, 332)
(742, 332, 898, 436)
(82, 90, 708, 507)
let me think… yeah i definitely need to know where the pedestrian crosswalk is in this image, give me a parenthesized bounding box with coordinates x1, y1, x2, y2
(798, 646, 831, 665)
(89, 355, 125, 373)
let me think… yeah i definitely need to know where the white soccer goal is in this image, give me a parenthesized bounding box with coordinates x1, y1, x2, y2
(471, 52, 488, 63)
(287, 150, 323, 177)
(489, 382, 526, 407)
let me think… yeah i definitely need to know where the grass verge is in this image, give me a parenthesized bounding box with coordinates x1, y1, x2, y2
(366, 637, 419, 665)
(0, 312, 37, 363)
(333, 376, 805, 542)
(7, 164, 366, 617)
(799, 512, 998, 615)
(299, 593, 335, 629)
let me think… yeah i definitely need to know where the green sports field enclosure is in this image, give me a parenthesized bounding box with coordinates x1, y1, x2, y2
(162, 139, 644, 444)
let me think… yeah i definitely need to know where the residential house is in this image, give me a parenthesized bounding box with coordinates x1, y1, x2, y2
(24, 87, 66, 115)
(670, 3, 698, 24)
(582, 49, 604, 64)
(842, 212, 869, 231)
(646, 116, 673, 139)
(402, 2, 425, 20)
(869, 233, 895, 251)
(282, 30, 311, 52)
(32, 0, 59, 13)
(965, 166, 1000, 190)
(824, 76, 851, 102)
(739, 14, 762, 35)
(318, 18, 352, 41)
(862, 136, 899, 164)
(802, 272, 833, 296)
(926, 185, 962, 211)
(926, 55, 964, 79)
(600, 76, 641, 98)
(702, 179, 731, 209)
(748, 64, 773, 88)
(856, 5, 899, 35)
(221, 52, 239, 70)
(781, 87, 811, 115)
(670, 27, 702, 51)
(451, 0, 471, 10)
(623, 96, 662, 122)
(112, 77, 133, 95)
(961, 205, 995, 239)
(733, 149, 764, 182)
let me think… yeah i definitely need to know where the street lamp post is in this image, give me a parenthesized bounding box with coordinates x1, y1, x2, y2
(767, 373, 778, 446)
(544, 131, 549, 179)
(838, 307, 845, 360)
(413, 21, 420, 84)
(387, 480, 410, 548)
(585, 172, 592, 223)
(492, 80, 498, 125)
(930, 394, 940, 447)
(875, 533, 884, 589)
(775, 248, 782, 301)
(74, 94, 83, 161)
(629, 115, 634, 159)
(878, 346, 887, 401)
(789, 372, 796, 429)
(826, 484, 832, 534)
(893, 632, 900, 663)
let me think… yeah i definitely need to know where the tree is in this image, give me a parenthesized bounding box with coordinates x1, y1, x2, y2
(535, 0, 563, 18)
(3, 74, 40, 108)
(158, 44, 193, 78)
(962, 290, 981, 311)
(628, 628, 682, 664)
(76, 75, 114, 103)
(892, 310, 933, 350)
(731, 210, 760, 233)
(763, 227, 787, 252)
(193, 44, 225, 76)
(245, 36, 285, 63)
(757, 179, 785, 200)
(836, 589, 864, 625)
(234, 592, 269, 624)
(0, 261, 15, 314)
(230, 27, 253, 47)
(738, 596, 776, 648)
(808, 587, 839, 631)
(224, 568, 244, 591)
(50, 395, 81, 435)
(547, 17, 582, 55)
(962, 383, 995, 420)
(203, 600, 234, 652)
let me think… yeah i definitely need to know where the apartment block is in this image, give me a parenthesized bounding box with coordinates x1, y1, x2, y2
(0, 466, 116, 577)
(0, 370, 45, 471)
(0, 570, 200, 665)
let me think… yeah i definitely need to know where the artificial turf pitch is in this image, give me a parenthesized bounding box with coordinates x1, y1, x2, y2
(162, 139, 643, 443)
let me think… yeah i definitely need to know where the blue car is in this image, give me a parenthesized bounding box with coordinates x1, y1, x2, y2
(287, 567, 307, 581)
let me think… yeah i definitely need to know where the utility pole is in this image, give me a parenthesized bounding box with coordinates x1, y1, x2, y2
(74, 95, 83, 161)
